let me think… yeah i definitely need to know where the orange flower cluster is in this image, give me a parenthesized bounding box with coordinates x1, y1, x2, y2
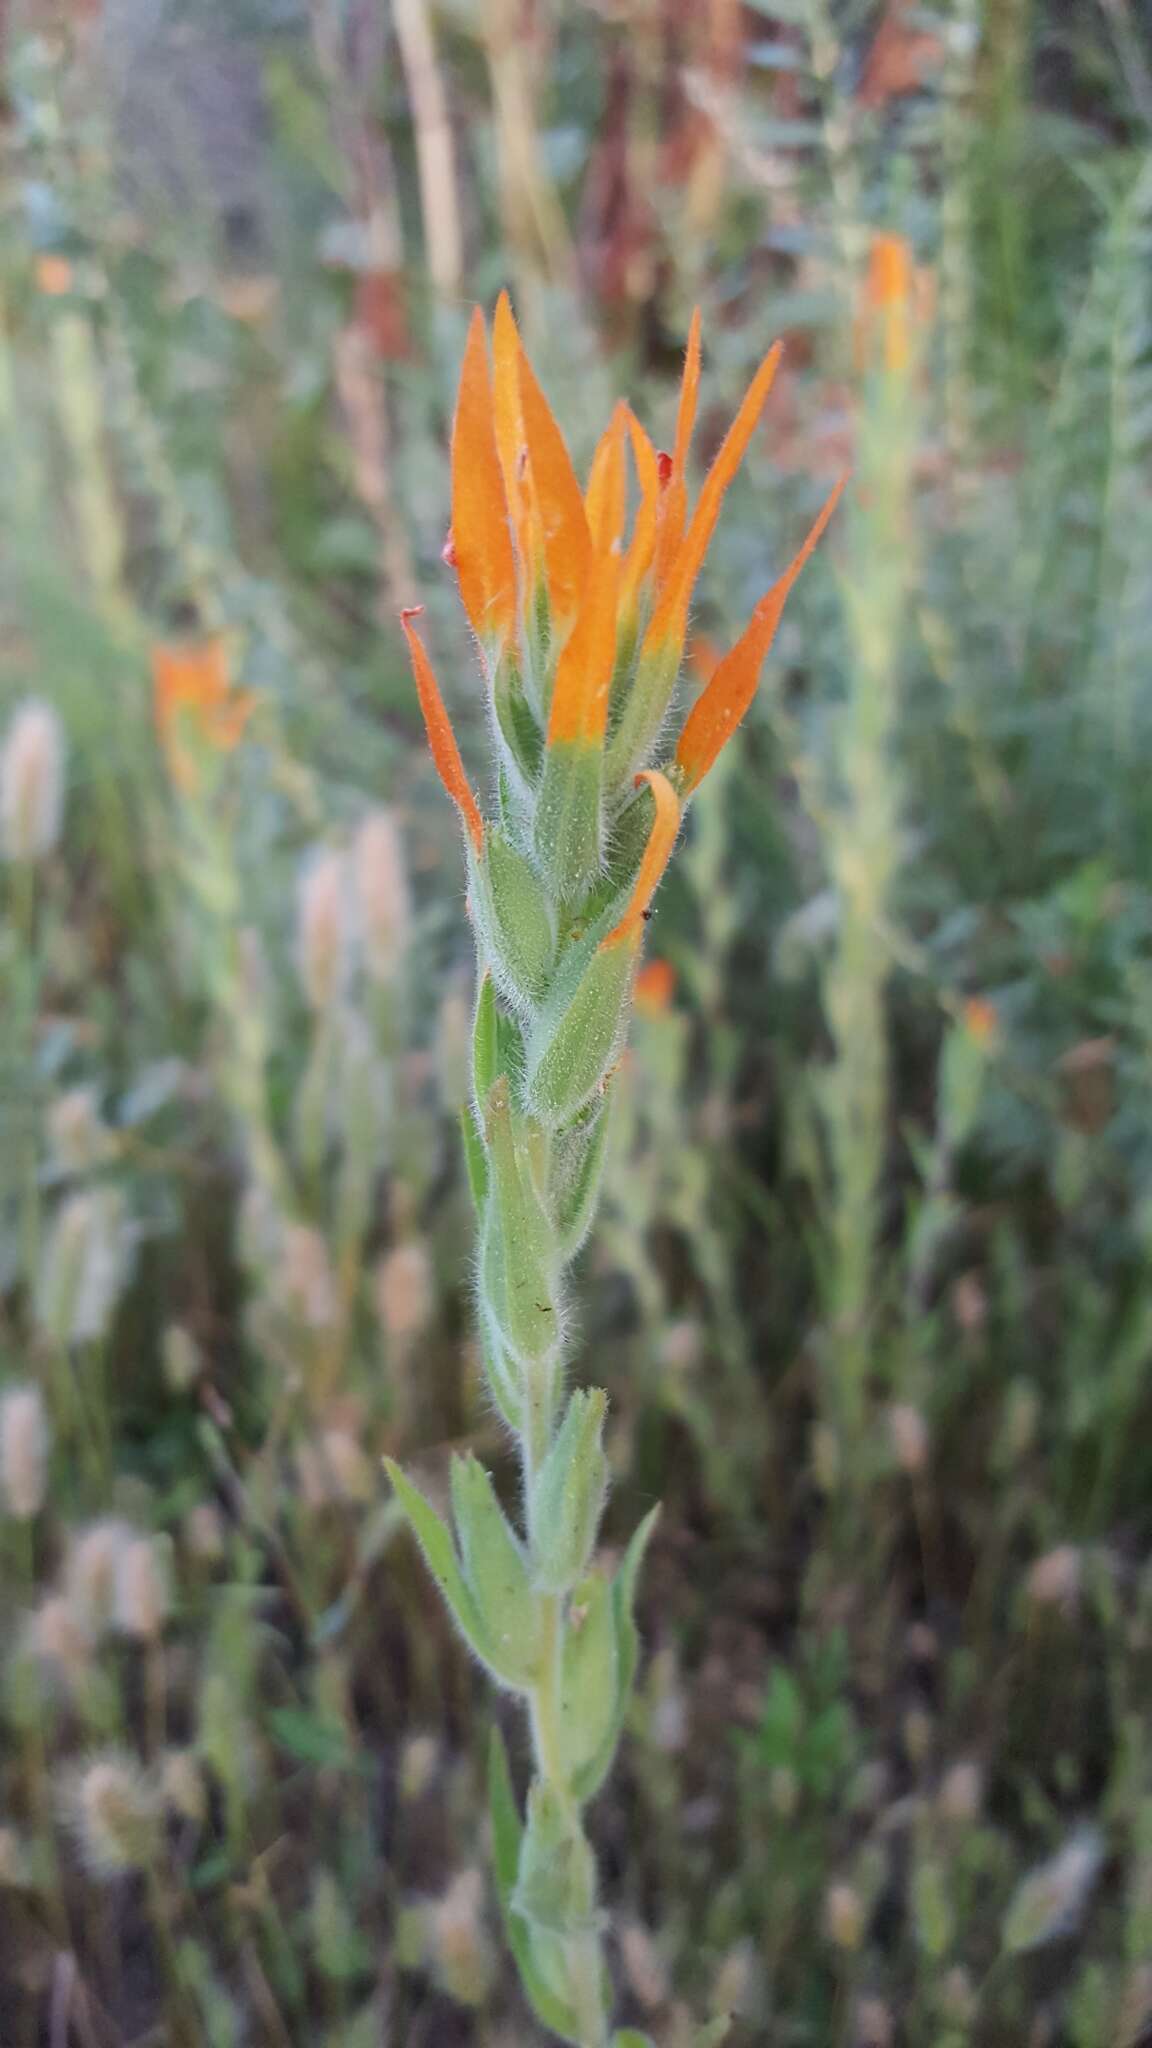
(403, 298, 843, 932)
(152, 639, 255, 792)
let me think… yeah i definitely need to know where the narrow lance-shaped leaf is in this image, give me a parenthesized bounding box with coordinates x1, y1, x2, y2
(450, 1454, 541, 1687)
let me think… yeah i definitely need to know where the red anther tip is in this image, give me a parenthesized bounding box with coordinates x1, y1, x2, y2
(656, 451, 674, 486)
(400, 605, 425, 622)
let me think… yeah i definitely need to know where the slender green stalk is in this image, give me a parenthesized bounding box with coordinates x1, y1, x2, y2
(386, 299, 839, 2044)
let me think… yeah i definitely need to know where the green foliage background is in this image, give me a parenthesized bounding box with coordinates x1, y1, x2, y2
(1, 2, 1151, 2043)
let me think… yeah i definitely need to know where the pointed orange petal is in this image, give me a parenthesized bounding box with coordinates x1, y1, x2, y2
(492, 291, 537, 585)
(675, 475, 846, 794)
(619, 409, 661, 619)
(584, 403, 629, 553)
(400, 608, 485, 852)
(451, 309, 517, 651)
(602, 769, 681, 948)
(547, 544, 621, 748)
(516, 338, 592, 625)
(653, 307, 701, 589)
(644, 339, 784, 663)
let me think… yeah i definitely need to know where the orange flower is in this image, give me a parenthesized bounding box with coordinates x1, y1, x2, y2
(410, 302, 842, 866)
(856, 232, 933, 377)
(152, 638, 255, 791)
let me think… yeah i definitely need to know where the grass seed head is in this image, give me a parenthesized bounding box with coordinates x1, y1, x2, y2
(1, 699, 65, 861)
(64, 1752, 160, 1876)
(112, 1534, 171, 1641)
(64, 1519, 136, 1636)
(354, 808, 412, 982)
(0, 1384, 49, 1519)
(296, 847, 353, 1011)
(375, 1241, 433, 1351)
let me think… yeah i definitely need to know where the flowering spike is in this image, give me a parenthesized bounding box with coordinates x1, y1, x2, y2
(653, 307, 701, 589)
(644, 339, 784, 663)
(546, 546, 621, 749)
(675, 475, 846, 794)
(451, 309, 518, 653)
(584, 403, 629, 553)
(515, 337, 592, 627)
(400, 608, 484, 853)
(602, 770, 681, 948)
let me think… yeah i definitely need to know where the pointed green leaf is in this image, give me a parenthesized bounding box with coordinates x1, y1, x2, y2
(461, 1105, 489, 1212)
(526, 938, 635, 1130)
(513, 1781, 597, 1936)
(551, 1093, 613, 1258)
(472, 972, 500, 1106)
(571, 1505, 660, 1803)
(474, 828, 556, 1006)
(450, 1455, 541, 1688)
(480, 1079, 562, 1367)
(383, 1459, 498, 1678)
(529, 1389, 609, 1593)
(535, 740, 603, 903)
(487, 1732, 582, 2043)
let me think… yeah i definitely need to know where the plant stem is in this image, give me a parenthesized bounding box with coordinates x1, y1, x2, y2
(527, 1591, 608, 2048)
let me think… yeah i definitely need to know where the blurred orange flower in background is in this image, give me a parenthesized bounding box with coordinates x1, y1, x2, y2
(634, 958, 677, 1014)
(855, 232, 934, 377)
(152, 639, 255, 791)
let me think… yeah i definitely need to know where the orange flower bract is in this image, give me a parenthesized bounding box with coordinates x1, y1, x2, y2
(451, 310, 518, 654)
(399, 610, 484, 854)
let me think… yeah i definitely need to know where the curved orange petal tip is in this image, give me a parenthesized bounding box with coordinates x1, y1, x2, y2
(603, 769, 681, 948)
(675, 474, 847, 794)
(547, 545, 621, 748)
(584, 403, 629, 553)
(619, 411, 661, 618)
(400, 607, 484, 852)
(644, 338, 785, 663)
(515, 333, 591, 625)
(653, 307, 701, 589)
(451, 309, 518, 652)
